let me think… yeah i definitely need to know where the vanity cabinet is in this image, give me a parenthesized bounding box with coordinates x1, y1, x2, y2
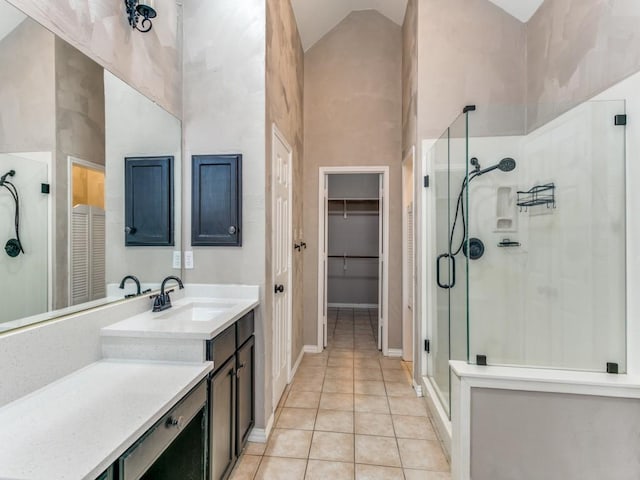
(119, 380, 208, 480)
(236, 335, 255, 452)
(210, 356, 236, 480)
(207, 310, 255, 480)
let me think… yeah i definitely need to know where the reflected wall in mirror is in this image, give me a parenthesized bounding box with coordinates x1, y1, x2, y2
(0, 0, 182, 333)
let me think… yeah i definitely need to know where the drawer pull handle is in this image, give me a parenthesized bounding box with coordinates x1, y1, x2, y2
(165, 415, 184, 429)
(237, 362, 246, 378)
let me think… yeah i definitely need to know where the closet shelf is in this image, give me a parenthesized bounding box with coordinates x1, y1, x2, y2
(516, 183, 555, 211)
(328, 198, 380, 217)
(327, 198, 379, 201)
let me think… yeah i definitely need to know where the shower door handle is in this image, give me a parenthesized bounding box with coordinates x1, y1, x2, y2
(436, 253, 455, 289)
(449, 254, 456, 288)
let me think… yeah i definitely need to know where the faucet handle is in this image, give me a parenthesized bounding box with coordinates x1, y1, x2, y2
(151, 294, 164, 312)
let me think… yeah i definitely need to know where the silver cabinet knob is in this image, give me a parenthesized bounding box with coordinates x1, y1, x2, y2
(228, 226, 237, 235)
(125, 226, 137, 235)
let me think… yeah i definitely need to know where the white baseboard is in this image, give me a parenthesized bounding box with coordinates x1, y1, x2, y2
(413, 379, 423, 397)
(248, 411, 275, 443)
(304, 344, 323, 354)
(387, 348, 403, 358)
(328, 303, 378, 309)
(288, 348, 304, 382)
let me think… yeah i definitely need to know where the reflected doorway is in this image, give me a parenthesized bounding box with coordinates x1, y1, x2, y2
(68, 157, 105, 305)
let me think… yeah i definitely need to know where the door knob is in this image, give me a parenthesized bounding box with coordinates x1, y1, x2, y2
(228, 225, 237, 235)
(274, 284, 284, 294)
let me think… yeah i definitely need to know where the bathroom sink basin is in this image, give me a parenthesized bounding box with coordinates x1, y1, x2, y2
(157, 301, 237, 322)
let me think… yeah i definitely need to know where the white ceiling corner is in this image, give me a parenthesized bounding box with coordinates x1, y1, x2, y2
(291, 0, 408, 51)
(486, 0, 544, 23)
(0, 2, 26, 43)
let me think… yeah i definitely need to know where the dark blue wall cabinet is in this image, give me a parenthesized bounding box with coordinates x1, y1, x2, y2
(192, 154, 242, 247)
(124, 156, 174, 246)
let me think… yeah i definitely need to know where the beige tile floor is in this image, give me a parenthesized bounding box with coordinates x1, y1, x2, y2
(230, 307, 451, 480)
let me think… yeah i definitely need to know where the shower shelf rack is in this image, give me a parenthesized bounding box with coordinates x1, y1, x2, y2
(516, 183, 555, 212)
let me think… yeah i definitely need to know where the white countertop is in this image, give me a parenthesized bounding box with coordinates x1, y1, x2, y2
(0, 359, 212, 480)
(101, 286, 259, 340)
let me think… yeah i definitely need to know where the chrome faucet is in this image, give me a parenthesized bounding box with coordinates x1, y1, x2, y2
(152, 275, 185, 312)
(119, 275, 141, 298)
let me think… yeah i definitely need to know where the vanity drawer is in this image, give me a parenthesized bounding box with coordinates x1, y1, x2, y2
(208, 324, 236, 369)
(119, 380, 207, 480)
(236, 310, 254, 347)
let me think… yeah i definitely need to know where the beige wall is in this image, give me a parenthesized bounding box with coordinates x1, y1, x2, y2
(6, 0, 182, 117)
(527, 0, 640, 130)
(402, 0, 418, 158)
(266, 0, 305, 363)
(54, 37, 105, 309)
(0, 18, 55, 153)
(303, 11, 403, 348)
(417, 0, 526, 140)
(182, 0, 271, 428)
(104, 71, 182, 286)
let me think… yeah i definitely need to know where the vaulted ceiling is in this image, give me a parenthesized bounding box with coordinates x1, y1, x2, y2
(0, 2, 26, 43)
(291, 0, 409, 51)
(487, 0, 544, 22)
(291, 0, 545, 51)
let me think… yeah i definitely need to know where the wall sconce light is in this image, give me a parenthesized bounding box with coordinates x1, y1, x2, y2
(124, 0, 157, 33)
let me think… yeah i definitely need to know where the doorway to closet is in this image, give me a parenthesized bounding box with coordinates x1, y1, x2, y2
(317, 167, 389, 355)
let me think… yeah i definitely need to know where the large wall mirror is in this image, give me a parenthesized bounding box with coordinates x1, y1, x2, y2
(0, 0, 182, 333)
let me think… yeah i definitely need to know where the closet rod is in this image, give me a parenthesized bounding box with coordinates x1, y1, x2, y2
(328, 255, 379, 259)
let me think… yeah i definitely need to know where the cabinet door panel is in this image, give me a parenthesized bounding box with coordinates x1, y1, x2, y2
(236, 336, 255, 454)
(210, 357, 236, 480)
(192, 155, 242, 246)
(124, 156, 174, 246)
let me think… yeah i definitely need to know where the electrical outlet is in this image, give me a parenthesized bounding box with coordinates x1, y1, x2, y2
(172, 251, 181, 269)
(185, 251, 194, 269)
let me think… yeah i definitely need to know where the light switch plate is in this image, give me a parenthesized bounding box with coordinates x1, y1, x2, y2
(172, 251, 181, 269)
(185, 251, 194, 269)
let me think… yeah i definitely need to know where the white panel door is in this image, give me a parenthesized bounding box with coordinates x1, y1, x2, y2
(272, 127, 292, 407)
(322, 176, 328, 348)
(378, 175, 384, 350)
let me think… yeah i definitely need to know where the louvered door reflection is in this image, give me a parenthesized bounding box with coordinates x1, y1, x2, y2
(71, 205, 106, 305)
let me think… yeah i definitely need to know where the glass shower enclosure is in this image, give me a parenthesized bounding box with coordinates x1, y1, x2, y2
(426, 100, 627, 417)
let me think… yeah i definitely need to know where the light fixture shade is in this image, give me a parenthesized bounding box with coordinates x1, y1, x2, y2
(136, 1, 157, 20)
(125, 0, 157, 32)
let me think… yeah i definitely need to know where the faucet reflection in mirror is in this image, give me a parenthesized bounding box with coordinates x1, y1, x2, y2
(124, 0, 157, 33)
(119, 275, 141, 298)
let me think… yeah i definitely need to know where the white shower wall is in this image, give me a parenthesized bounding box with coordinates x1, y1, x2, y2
(0, 152, 50, 324)
(465, 99, 626, 372)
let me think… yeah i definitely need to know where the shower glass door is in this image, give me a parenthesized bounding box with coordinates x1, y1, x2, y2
(428, 113, 469, 417)
(466, 100, 627, 372)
